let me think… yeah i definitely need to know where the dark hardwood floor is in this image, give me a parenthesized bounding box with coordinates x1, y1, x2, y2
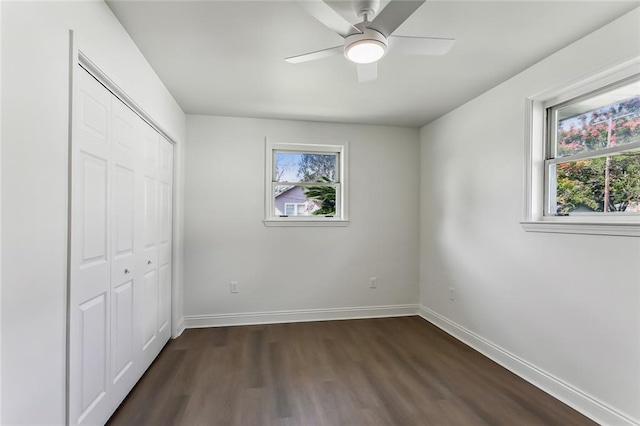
(107, 316, 596, 426)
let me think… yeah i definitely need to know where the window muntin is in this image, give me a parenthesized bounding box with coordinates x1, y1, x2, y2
(545, 76, 640, 216)
(265, 139, 348, 225)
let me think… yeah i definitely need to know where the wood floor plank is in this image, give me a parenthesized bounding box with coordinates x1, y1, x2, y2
(107, 317, 597, 426)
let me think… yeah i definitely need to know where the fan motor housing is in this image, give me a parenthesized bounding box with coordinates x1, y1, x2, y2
(344, 28, 388, 64)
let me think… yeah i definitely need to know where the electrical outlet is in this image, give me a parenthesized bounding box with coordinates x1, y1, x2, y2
(230, 281, 239, 294)
(449, 287, 455, 301)
(370, 277, 377, 289)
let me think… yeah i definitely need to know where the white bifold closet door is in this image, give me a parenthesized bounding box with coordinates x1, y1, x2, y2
(69, 66, 173, 426)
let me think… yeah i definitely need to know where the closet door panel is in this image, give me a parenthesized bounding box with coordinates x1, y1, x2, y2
(78, 294, 107, 420)
(158, 180, 171, 336)
(143, 176, 159, 250)
(113, 166, 134, 256)
(142, 269, 159, 350)
(110, 99, 141, 398)
(112, 280, 134, 382)
(70, 69, 113, 426)
(79, 153, 108, 269)
(144, 129, 159, 174)
(112, 101, 136, 260)
(140, 127, 161, 363)
(158, 180, 171, 269)
(157, 138, 173, 339)
(159, 181, 171, 251)
(71, 66, 174, 425)
(158, 263, 171, 335)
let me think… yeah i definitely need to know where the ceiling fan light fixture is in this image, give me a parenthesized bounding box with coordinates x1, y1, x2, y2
(346, 40, 386, 64)
(344, 29, 388, 64)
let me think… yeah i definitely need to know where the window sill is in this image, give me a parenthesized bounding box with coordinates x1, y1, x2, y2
(520, 220, 639, 237)
(263, 218, 350, 227)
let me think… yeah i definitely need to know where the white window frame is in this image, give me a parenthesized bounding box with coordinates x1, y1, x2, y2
(264, 137, 349, 227)
(522, 58, 640, 237)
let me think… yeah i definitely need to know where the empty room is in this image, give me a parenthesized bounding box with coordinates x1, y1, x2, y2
(1, 0, 639, 425)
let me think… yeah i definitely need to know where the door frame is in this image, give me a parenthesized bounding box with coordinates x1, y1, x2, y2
(0, 1, 3, 422)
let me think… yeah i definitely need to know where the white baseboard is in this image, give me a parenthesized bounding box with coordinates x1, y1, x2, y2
(173, 317, 185, 339)
(184, 304, 419, 328)
(418, 305, 639, 426)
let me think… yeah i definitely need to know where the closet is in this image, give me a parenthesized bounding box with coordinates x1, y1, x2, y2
(69, 65, 173, 425)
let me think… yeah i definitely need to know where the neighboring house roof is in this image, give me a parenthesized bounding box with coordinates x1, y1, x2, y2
(274, 185, 295, 198)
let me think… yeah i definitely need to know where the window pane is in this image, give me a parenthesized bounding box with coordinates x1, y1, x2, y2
(275, 152, 337, 183)
(274, 185, 337, 216)
(556, 84, 640, 158)
(284, 204, 295, 215)
(553, 151, 640, 214)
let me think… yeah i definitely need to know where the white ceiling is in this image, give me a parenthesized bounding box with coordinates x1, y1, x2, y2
(106, 1, 639, 128)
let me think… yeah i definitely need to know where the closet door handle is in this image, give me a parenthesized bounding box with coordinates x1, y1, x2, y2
(148, 260, 152, 265)
(124, 269, 131, 274)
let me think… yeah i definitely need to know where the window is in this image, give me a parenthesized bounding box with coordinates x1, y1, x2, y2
(284, 203, 307, 216)
(546, 77, 640, 216)
(523, 60, 640, 237)
(264, 138, 349, 226)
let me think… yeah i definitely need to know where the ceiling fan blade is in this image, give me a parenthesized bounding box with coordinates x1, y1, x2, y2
(357, 62, 378, 82)
(389, 36, 455, 56)
(299, 0, 362, 38)
(285, 46, 343, 64)
(368, 0, 425, 37)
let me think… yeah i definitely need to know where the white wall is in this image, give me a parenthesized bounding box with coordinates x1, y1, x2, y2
(1, 2, 185, 424)
(0, 1, 3, 421)
(419, 8, 639, 425)
(184, 116, 419, 320)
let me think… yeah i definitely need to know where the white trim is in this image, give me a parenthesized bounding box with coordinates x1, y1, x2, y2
(65, 29, 78, 426)
(77, 52, 178, 146)
(171, 129, 185, 339)
(523, 96, 545, 222)
(184, 304, 419, 328)
(520, 220, 639, 237)
(522, 57, 640, 237)
(175, 317, 185, 338)
(264, 218, 350, 227)
(547, 141, 640, 165)
(540, 59, 640, 109)
(0, 1, 3, 419)
(265, 137, 349, 226)
(418, 305, 640, 426)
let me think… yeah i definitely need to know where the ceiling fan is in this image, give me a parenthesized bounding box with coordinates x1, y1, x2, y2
(285, 0, 455, 82)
